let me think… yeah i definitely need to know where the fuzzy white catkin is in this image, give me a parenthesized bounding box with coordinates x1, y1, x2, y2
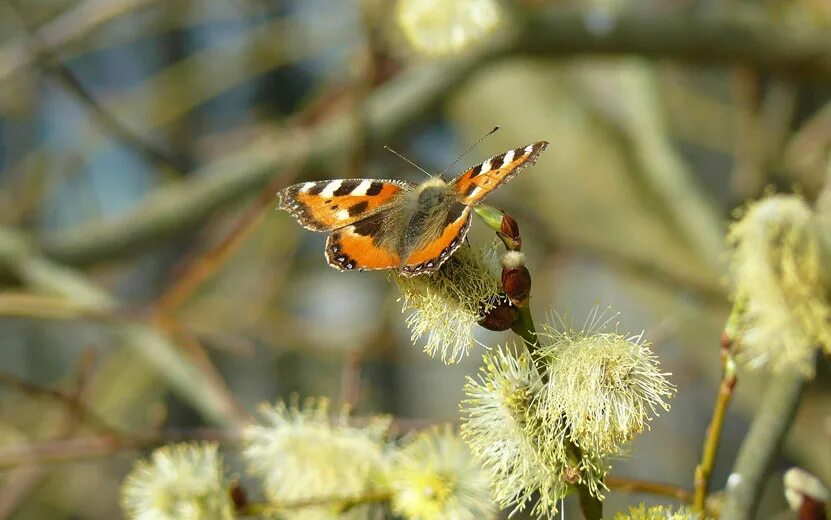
(728, 194, 831, 378)
(396, 0, 502, 55)
(242, 398, 390, 519)
(395, 244, 501, 364)
(121, 443, 233, 520)
(389, 425, 496, 520)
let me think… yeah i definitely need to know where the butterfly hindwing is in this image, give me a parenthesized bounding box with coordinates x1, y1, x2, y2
(401, 203, 472, 276)
(277, 179, 412, 231)
(325, 210, 401, 271)
(452, 141, 548, 205)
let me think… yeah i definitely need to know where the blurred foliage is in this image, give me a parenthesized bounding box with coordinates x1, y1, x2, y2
(0, 0, 829, 518)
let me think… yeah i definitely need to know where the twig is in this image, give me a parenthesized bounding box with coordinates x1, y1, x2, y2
(605, 475, 694, 504)
(0, 292, 118, 321)
(694, 333, 738, 511)
(0, 428, 240, 469)
(0, 372, 125, 438)
(720, 367, 807, 519)
(155, 175, 290, 313)
(0, 350, 100, 518)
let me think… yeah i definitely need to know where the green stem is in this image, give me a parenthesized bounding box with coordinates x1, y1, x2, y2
(510, 301, 603, 520)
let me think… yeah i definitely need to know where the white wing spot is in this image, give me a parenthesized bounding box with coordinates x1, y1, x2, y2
(321, 180, 342, 197)
(336, 209, 350, 221)
(469, 187, 484, 199)
(524, 144, 534, 153)
(502, 149, 515, 166)
(352, 179, 373, 196)
(300, 182, 315, 193)
(479, 159, 492, 175)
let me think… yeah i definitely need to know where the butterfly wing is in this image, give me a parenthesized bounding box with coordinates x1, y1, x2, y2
(400, 203, 472, 276)
(325, 210, 401, 271)
(451, 141, 548, 205)
(277, 179, 413, 231)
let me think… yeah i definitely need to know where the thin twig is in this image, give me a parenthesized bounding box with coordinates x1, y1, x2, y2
(0, 351, 99, 518)
(605, 475, 694, 504)
(155, 176, 290, 313)
(0, 371, 126, 438)
(694, 333, 738, 511)
(0, 428, 241, 470)
(720, 367, 807, 519)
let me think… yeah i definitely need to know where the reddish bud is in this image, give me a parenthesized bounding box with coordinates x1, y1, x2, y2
(479, 295, 518, 331)
(230, 483, 248, 510)
(502, 251, 531, 307)
(499, 213, 522, 251)
(720, 331, 732, 352)
(799, 496, 827, 520)
(563, 464, 581, 485)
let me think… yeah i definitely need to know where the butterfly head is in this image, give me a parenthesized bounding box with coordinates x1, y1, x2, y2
(415, 177, 450, 206)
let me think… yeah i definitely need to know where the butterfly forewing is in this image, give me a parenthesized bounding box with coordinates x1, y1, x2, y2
(452, 141, 548, 205)
(277, 179, 413, 231)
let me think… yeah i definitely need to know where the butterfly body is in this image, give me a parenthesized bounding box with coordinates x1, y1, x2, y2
(277, 141, 548, 276)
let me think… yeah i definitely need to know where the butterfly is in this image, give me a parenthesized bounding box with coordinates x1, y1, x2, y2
(276, 140, 548, 277)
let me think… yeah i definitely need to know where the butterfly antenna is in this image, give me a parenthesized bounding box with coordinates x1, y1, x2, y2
(384, 145, 433, 178)
(439, 125, 500, 178)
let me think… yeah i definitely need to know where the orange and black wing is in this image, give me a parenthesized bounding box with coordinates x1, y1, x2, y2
(325, 210, 401, 272)
(277, 179, 413, 231)
(451, 141, 548, 205)
(400, 203, 472, 277)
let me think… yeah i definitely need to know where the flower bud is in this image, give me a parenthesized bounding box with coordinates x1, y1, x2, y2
(230, 482, 247, 511)
(501, 251, 531, 307)
(478, 294, 517, 331)
(784, 468, 829, 520)
(396, 244, 501, 363)
(499, 213, 522, 251)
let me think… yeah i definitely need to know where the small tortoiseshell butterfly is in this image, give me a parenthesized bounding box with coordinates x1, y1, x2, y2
(276, 140, 548, 276)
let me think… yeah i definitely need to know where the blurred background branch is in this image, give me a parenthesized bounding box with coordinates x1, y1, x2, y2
(1, 0, 830, 517)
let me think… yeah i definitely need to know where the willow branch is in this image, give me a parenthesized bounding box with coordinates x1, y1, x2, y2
(605, 476, 694, 504)
(0, 428, 239, 469)
(0, 372, 125, 438)
(35, 8, 831, 266)
(694, 338, 737, 511)
(720, 368, 807, 519)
